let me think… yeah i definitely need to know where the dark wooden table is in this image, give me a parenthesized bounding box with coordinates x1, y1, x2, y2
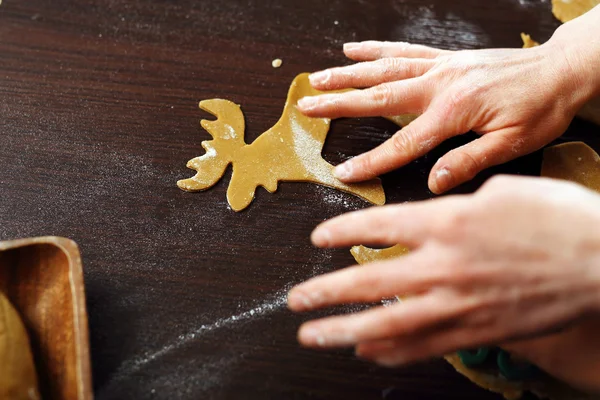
(1, 0, 599, 399)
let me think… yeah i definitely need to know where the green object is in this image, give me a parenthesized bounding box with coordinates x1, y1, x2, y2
(497, 349, 539, 381)
(457, 347, 491, 367)
(458, 347, 539, 381)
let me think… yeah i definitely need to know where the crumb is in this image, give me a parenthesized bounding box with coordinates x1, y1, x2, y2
(334, 20, 339, 25)
(271, 59, 283, 68)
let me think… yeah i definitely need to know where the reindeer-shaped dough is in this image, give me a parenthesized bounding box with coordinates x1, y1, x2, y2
(178, 73, 403, 211)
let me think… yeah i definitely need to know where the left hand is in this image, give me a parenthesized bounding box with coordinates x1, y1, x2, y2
(287, 175, 600, 368)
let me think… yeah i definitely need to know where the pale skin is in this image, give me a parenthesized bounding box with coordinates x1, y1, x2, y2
(288, 5, 600, 393)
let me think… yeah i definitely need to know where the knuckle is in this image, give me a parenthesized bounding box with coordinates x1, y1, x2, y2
(452, 150, 482, 180)
(379, 57, 402, 76)
(480, 174, 516, 192)
(390, 131, 416, 156)
(444, 88, 469, 114)
(437, 207, 472, 241)
(370, 83, 395, 107)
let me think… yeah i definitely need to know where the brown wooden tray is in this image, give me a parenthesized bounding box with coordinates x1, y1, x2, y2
(0, 237, 93, 400)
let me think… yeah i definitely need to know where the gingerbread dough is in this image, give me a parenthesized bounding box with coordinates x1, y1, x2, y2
(541, 141, 600, 191)
(520, 33, 540, 49)
(178, 73, 394, 211)
(0, 292, 40, 400)
(552, 0, 600, 22)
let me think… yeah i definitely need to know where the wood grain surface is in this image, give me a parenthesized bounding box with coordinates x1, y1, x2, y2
(1, 0, 598, 399)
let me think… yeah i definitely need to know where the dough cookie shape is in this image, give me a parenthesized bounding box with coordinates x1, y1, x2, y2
(0, 292, 40, 400)
(178, 73, 390, 211)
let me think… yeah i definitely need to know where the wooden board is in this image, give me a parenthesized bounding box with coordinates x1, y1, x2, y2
(0, 0, 599, 399)
(0, 237, 92, 400)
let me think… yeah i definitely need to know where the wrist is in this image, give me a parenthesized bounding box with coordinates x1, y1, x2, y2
(547, 6, 600, 108)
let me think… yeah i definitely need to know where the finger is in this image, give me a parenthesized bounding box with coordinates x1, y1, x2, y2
(344, 41, 451, 61)
(333, 112, 459, 183)
(288, 250, 448, 312)
(310, 196, 466, 248)
(297, 293, 460, 348)
(356, 324, 493, 367)
(308, 58, 435, 91)
(427, 130, 529, 194)
(298, 79, 429, 119)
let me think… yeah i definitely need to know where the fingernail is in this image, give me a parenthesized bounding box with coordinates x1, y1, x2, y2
(288, 290, 312, 310)
(377, 354, 406, 367)
(298, 96, 317, 111)
(334, 162, 353, 180)
(311, 227, 332, 248)
(432, 166, 452, 194)
(309, 70, 331, 86)
(344, 42, 361, 52)
(302, 326, 326, 347)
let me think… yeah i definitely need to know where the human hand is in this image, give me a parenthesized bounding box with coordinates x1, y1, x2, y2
(297, 11, 600, 194)
(288, 176, 600, 368)
(502, 317, 600, 393)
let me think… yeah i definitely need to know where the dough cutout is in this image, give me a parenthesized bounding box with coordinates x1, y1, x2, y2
(552, 0, 599, 22)
(541, 142, 600, 191)
(520, 33, 540, 49)
(178, 73, 395, 211)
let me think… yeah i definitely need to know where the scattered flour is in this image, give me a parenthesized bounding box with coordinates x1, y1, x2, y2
(112, 289, 288, 379)
(400, 6, 490, 48)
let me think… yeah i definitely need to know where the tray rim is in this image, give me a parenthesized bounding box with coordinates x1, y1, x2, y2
(0, 236, 93, 400)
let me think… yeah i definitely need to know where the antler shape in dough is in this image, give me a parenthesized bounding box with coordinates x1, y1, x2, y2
(178, 73, 389, 211)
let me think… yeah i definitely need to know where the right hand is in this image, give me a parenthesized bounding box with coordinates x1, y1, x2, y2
(298, 6, 600, 194)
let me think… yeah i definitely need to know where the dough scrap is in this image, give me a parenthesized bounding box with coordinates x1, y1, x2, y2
(178, 73, 414, 211)
(552, 0, 600, 22)
(520, 33, 540, 49)
(541, 141, 600, 191)
(0, 292, 40, 400)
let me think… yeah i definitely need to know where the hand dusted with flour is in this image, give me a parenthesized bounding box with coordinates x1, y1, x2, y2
(177, 73, 386, 211)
